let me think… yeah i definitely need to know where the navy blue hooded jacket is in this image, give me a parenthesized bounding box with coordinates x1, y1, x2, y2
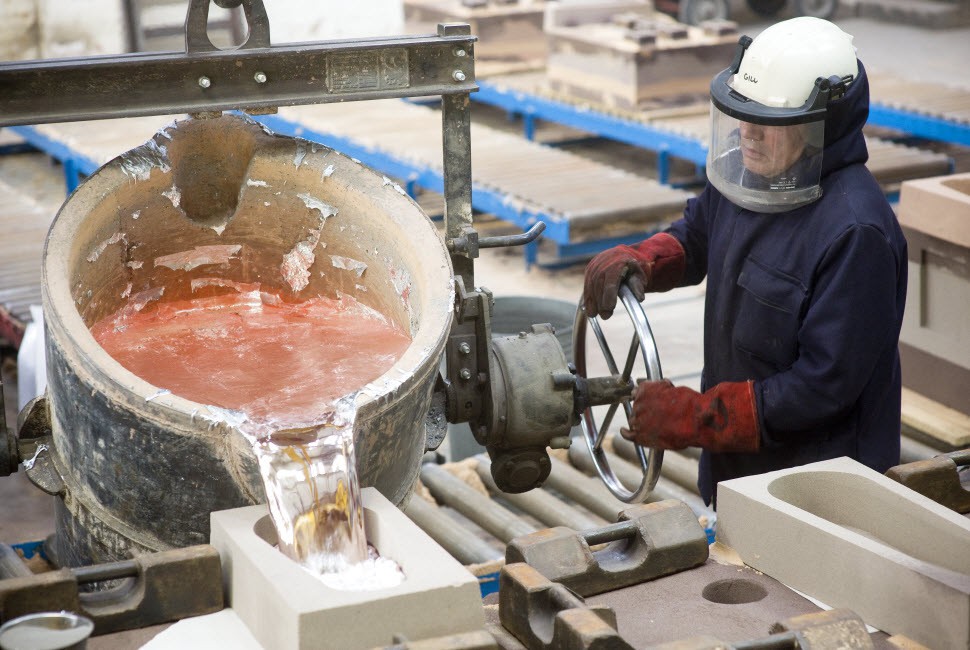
(666, 61, 908, 506)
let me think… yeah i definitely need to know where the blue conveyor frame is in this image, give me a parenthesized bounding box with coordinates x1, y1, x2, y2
(473, 80, 709, 186)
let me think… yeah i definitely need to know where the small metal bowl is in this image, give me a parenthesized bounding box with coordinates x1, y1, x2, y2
(0, 611, 94, 650)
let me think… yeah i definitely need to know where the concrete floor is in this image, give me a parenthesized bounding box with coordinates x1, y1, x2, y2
(0, 8, 968, 647)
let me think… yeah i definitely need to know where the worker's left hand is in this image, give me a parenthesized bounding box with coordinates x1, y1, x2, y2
(621, 380, 761, 453)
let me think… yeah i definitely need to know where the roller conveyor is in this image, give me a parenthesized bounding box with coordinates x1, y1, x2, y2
(868, 72, 970, 146)
(258, 99, 693, 263)
(0, 179, 54, 346)
(475, 72, 958, 190)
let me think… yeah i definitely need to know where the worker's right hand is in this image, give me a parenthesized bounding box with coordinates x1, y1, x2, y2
(582, 233, 687, 319)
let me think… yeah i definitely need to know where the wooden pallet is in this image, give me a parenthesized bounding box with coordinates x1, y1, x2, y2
(0, 179, 53, 347)
(901, 387, 970, 451)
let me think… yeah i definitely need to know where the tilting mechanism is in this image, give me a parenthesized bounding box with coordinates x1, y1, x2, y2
(436, 272, 665, 501)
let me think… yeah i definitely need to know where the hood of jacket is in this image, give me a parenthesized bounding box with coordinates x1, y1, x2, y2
(820, 58, 870, 177)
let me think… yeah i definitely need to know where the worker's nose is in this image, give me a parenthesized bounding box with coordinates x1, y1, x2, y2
(739, 122, 763, 141)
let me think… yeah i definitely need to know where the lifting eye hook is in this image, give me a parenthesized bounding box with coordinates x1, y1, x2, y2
(185, 0, 271, 53)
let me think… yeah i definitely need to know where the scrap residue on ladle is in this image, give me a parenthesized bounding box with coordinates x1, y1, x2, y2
(91, 286, 410, 587)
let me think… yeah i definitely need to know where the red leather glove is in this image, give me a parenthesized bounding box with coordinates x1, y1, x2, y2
(582, 232, 686, 319)
(621, 380, 760, 454)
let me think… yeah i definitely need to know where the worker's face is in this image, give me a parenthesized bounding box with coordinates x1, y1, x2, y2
(738, 122, 807, 178)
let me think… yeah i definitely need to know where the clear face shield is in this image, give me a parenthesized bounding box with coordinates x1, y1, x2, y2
(707, 105, 825, 213)
(706, 37, 853, 214)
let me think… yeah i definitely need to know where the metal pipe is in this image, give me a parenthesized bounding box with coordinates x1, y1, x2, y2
(568, 441, 715, 527)
(901, 434, 946, 464)
(544, 456, 630, 522)
(612, 434, 701, 496)
(0, 544, 32, 579)
(403, 496, 503, 565)
(420, 462, 536, 543)
(473, 455, 608, 532)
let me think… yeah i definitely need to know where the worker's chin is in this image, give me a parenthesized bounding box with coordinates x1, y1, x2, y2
(742, 157, 779, 178)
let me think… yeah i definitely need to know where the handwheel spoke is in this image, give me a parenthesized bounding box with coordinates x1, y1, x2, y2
(589, 316, 620, 375)
(621, 334, 639, 383)
(597, 402, 620, 449)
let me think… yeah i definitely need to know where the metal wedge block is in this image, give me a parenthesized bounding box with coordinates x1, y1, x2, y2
(505, 499, 708, 597)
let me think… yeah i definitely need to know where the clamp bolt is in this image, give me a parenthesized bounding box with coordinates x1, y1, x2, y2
(254, 71, 267, 84)
(198, 76, 212, 89)
(458, 342, 471, 355)
(455, 48, 467, 57)
(459, 368, 472, 380)
(453, 70, 466, 82)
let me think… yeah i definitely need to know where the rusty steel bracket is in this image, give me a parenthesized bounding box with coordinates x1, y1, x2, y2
(885, 448, 970, 514)
(650, 609, 874, 649)
(506, 500, 708, 597)
(0, 545, 224, 635)
(443, 277, 494, 429)
(499, 562, 631, 650)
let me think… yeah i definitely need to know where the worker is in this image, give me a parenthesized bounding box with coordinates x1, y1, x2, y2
(582, 17, 907, 507)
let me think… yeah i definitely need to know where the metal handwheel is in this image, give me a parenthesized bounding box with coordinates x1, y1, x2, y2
(573, 283, 664, 503)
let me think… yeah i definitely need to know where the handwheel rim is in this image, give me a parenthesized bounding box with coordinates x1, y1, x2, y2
(574, 284, 664, 503)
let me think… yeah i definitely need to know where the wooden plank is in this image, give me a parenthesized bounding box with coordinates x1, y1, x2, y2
(901, 387, 970, 450)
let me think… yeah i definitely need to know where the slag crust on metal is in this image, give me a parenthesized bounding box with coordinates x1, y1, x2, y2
(573, 283, 663, 503)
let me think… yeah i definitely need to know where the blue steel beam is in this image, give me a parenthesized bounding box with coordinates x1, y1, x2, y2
(868, 103, 970, 148)
(8, 125, 101, 192)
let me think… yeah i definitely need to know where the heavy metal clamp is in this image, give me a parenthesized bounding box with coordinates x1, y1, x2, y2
(0, 545, 223, 635)
(886, 448, 970, 513)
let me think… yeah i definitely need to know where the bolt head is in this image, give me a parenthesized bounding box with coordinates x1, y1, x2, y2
(254, 71, 267, 84)
(198, 76, 211, 89)
(453, 70, 467, 82)
(456, 48, 467, 57)
(459, 368, 472, 380)
(458, 342, 471, 355)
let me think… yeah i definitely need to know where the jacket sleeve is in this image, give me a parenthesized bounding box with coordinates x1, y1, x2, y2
(755, 222, 903, 441)
(665, 185, 715, 287)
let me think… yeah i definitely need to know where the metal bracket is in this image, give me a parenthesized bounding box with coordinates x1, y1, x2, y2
(443, 278, 493, 428)
(505, 500, 708, 597)
(14, 396, 64, 496)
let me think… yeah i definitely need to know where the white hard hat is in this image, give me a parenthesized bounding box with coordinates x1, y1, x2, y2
(730, 17, 858, 109)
